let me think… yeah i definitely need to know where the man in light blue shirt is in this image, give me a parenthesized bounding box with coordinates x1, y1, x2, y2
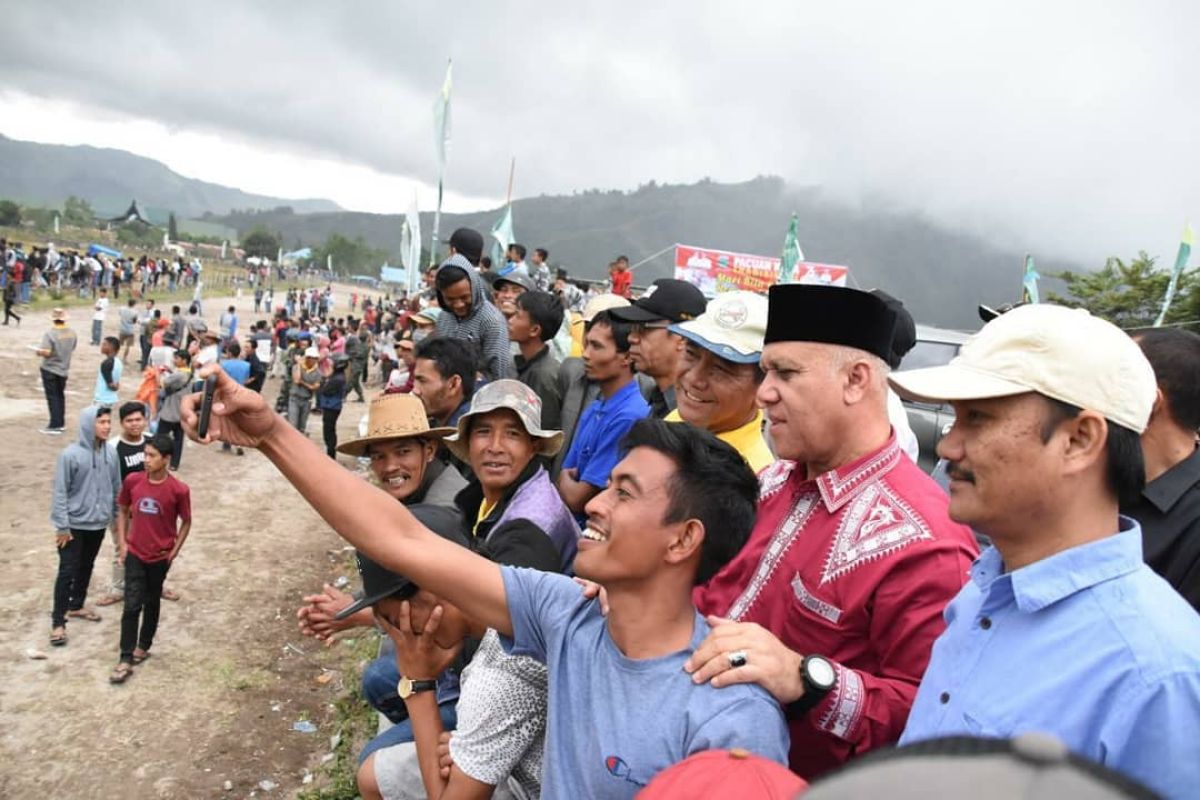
(890, 304, 1200, 800)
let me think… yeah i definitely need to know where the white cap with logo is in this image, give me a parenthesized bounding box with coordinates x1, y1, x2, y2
(888, 304, 1156, 433)
(668, 291, 768, 365)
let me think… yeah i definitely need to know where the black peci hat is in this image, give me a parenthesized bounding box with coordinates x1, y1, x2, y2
(765, 285, 897, 363)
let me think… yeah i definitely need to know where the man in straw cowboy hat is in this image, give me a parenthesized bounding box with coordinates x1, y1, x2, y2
(297, 394, 468, 758)
(36, 307, 78, 434)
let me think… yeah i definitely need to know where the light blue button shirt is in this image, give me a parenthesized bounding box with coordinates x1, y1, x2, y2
(901, 518, 1200, 800)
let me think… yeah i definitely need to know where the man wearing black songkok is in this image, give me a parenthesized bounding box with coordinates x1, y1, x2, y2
(687, 285, 979, 780)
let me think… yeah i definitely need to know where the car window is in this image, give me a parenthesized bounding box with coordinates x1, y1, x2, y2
(900, 340, 960, 371)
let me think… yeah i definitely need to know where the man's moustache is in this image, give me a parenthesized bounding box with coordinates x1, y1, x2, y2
(946, 464, 976, 483)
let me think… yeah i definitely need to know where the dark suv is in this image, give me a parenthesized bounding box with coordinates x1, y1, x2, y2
(899, 325, 972, 471)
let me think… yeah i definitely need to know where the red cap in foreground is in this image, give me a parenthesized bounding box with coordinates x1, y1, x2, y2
(637, 749, 808, 799)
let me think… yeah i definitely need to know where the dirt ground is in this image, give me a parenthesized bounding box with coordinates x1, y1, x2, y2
(0, 286, 382, 799)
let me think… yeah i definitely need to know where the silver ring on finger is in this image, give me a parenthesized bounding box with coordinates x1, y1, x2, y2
(727, 649, 748, 669)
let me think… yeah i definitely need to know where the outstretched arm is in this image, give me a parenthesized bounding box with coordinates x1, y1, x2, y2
(180, 365, 513, 636)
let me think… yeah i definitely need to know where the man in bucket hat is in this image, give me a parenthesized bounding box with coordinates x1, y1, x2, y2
(443, 379, 579, 571)
(890, 303, 1200, 799)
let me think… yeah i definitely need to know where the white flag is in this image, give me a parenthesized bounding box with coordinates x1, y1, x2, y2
(402, 194, 422, 294)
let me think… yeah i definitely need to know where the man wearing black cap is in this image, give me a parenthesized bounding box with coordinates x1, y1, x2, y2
(444, 227, 484, 267)
(610, 278, 707, 418)
(687, 285, 978, 780)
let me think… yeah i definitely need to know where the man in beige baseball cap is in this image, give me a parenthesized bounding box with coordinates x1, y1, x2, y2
(890, 303, 1200, 800)
(665, 291, 773, 472)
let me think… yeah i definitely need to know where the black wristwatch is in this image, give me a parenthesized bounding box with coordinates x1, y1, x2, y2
(785, 655, 837, 718)
(397, 676, 438, 700)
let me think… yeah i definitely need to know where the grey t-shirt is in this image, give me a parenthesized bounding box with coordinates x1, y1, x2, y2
(118, 307, 139, 336)
(40, 326, 78, 377)
(500, 567, 790, 798)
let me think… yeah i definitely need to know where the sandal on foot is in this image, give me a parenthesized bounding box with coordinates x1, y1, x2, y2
(132, 650, 152, 664)
(49, 628, 68, 647)
(109, 663, 133, 684)
(67, 609, 102, 622)
(161, 588, 180, 602)
(95, 594, 123, 607)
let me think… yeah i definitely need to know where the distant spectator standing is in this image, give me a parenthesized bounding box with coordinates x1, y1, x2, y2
(218, 304, 238, 345)
(48, 406, 121, 647)
(529, 247, 553, 291)
(317, 355, 350, 458)
(37, 307, 78, 434)
(118, 298, 139, 362)
(288, 346, 322, 434)
(610, 255, 633, 298)
(93, 336, 123, 407)
(92, 286, 109, 345)
(156, 350, 192, 470)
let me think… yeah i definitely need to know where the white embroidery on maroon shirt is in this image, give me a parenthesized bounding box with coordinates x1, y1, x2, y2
(817, 662, 865, 740)
(758, 459, 796, 500)
(817, 438, 902, 511)
(728, 493, 817, 621)
(820, 482, 932, 585)
(790, 573, 843, 624)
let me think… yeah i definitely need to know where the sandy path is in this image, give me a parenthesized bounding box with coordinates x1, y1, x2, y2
(0, 286, 380, 798)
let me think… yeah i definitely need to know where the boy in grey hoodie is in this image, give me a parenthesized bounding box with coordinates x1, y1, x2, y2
(49, 406, 121, 646)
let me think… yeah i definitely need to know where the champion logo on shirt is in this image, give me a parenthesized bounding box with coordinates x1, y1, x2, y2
(604, 755, 645, 787)
(137, 497, 162, 516)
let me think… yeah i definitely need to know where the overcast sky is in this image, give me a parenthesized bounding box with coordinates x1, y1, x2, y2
(1, 0, 1196, 265)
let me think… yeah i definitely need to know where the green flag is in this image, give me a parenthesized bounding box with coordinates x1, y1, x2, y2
(1154, 223, 1195, 327)
(490, 205, 515, 267)
(1021, 254, 1040, 304)
(779, 213, 804, 284)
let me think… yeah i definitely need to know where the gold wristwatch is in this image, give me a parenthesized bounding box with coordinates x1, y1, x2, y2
(397, 676, 438, 699)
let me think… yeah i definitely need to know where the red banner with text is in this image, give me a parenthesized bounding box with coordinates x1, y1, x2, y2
(673, 244, 849, 294)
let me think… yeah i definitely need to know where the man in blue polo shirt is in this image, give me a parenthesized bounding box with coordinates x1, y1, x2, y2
(890, 304, 1200, 800)
(558, 310, 650, 518)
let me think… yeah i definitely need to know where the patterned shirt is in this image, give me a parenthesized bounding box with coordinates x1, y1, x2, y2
(694, 435, 978, 779)
(450, 629, 548, 797)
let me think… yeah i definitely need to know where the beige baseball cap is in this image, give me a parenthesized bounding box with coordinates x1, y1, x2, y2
(889, 304, 1156, 433)
(582, 293, 630, 322)
(668, 291, 767, 364)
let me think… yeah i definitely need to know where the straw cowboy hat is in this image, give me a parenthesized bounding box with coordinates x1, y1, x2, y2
(442, 379, 563, 462)
(336, 394, 456, 457)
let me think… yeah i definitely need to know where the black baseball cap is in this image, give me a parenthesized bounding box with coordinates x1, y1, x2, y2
(609, 278, 706, 324)
(443, 227, 484, 265)
(334, 504, 468, 620)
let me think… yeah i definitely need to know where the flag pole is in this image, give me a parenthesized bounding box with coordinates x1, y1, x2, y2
(430, 59, 453, 269)
(506, 157, 516, 206)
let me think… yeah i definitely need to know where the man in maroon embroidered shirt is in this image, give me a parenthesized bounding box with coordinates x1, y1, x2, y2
(686, 285, 977, 779)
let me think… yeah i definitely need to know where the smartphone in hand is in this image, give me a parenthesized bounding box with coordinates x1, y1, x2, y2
(197, 374, 218, 439)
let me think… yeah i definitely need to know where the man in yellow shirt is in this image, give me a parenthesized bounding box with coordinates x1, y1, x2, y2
(665, 291, 774, 473)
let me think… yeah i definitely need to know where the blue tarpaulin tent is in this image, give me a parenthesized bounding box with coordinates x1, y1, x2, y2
(87, 244, 122, 259)
(379, 265, 408, 285)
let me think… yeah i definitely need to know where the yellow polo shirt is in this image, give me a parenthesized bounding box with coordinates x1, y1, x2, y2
(664, 408, 774, 474)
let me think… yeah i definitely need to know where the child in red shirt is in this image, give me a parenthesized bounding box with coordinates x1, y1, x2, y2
(110, 433, 192, 683)
(610, 256, 632, 298)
